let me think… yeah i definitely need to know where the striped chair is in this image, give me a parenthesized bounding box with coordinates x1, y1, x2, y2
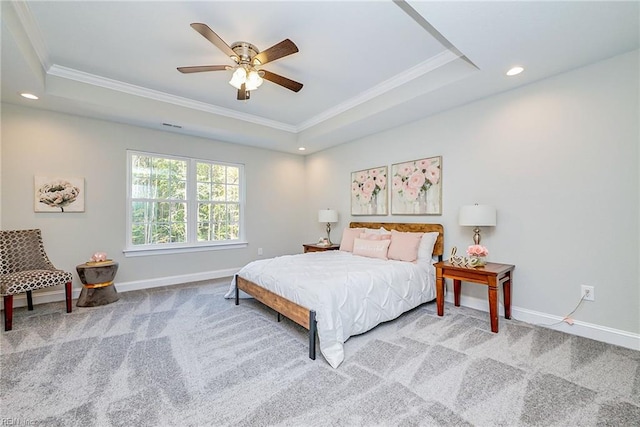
(0, 229, 73, 331)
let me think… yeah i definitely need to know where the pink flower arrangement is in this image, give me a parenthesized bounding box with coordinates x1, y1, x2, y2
(90, 252, 108, 262)
(467, 245, 489, 257)
(352, 167, 387, 204)
(393, 157, 441, 202)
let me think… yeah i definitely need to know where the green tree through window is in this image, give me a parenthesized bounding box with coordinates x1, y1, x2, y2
(128, 151, 243, 249)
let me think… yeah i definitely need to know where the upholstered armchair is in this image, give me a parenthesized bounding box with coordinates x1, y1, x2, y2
(0, 229, 73, 331)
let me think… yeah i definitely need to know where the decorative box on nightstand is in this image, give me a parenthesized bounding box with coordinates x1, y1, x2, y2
(303, 243, 340, 253)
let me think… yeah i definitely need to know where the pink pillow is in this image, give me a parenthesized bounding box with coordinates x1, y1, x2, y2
(339, 228, 364, 252)
(352, 238, 390, 260)
(387, 230, 424, 262)
(359, 232, 391, 241)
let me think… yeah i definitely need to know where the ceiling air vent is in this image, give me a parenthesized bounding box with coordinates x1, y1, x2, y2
(162, 122, 182, 129)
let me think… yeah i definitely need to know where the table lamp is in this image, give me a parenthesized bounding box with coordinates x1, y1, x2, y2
(458, 204, 496, 245)
(318, 209, 338, 245)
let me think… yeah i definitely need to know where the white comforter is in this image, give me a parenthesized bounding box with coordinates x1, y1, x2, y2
(225, 250, 436, 368)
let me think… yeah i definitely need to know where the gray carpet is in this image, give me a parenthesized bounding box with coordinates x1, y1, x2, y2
(1, 280, 639, 426)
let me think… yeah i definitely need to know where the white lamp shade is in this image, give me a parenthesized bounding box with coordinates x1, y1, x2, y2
(459, 204, 497, 226)
(318, 209, 338, 223)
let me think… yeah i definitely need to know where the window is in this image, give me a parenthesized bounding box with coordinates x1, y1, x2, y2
(125, 151, 245, 255)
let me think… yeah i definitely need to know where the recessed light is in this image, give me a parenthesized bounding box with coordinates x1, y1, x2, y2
(20, 92, 39, 100)
(298, 147, 306, 151)
(506, 66, 524, 76)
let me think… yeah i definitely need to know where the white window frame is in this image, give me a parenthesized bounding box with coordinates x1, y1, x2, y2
(124, 150, 247, 257)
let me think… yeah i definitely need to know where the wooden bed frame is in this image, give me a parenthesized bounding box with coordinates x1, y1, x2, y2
(235, 222, 444, 360)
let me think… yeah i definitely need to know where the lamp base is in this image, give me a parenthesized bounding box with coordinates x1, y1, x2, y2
(472, 227, 481, 245)
(326, 223, 333, 245)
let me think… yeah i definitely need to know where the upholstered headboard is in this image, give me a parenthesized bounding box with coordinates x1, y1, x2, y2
(349, 222, 444, 258)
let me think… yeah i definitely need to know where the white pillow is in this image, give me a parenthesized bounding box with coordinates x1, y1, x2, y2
(352, 238, 390, 260)
(361, 227, 386, 236)
(417, 232, 439, 261)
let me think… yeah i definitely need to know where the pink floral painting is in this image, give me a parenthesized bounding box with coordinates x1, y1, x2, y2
(351, 166, 388, 215)
(391, 156, 442, 215)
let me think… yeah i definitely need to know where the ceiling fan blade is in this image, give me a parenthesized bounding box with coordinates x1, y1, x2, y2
(177, 65, 229, 73)
(237, 83, 250, 100)
(261, 70, 303, 92)
(190, 23, 236, 59)
(252, 39, 298, 66)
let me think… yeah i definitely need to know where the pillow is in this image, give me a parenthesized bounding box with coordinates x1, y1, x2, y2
(417, 232, 440, 261)
(387, 230, 423, 262)
(359, 232, 391, 241)
(352, 238, 391, 260)
(379, 227, 392, 236)
(339, 228, 364, 252)
(361, 227, 392, 236)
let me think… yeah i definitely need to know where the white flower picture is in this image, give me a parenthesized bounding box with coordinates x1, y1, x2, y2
(34, 176, 85, 212)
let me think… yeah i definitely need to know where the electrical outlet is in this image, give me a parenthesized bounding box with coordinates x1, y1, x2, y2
(257, 248, 263, 256)
(581, 285, 595, 301)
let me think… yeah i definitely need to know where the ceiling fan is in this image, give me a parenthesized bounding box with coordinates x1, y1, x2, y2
(178, 23, 303, 100)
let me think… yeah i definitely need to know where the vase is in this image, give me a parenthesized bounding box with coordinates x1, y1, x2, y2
(413, 190, 427, 214)
(469, 255, 486, 267)
(368, 193, 377, 215)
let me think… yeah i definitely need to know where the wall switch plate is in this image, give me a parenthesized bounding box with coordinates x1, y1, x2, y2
(581, 285, 595, 301)
(257, 248, 263, 256)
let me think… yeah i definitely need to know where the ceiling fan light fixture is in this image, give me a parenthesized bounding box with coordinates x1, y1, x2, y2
(245, 70, 264, 91)
(181, 24, 302, 100)
(229, 67, 247, 90)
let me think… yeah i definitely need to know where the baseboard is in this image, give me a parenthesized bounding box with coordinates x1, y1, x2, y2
(6, 272, 638, 352)
(445, 293, 640, 351)
(3, 268, 240, 309)
(114, 268, 239, 293)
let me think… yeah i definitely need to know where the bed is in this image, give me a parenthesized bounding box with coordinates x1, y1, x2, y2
(227, 222, 444, 368)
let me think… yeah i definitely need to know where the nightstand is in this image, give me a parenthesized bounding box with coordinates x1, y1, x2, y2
(303, 243, 340, 253)
(434, 261, 515, 333)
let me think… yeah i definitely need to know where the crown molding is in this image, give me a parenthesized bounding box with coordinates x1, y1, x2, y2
(47, 65, 298, 133)
(10, 0, 50, 70)
(46, 54, 460, 138)
(297, 49, 461, 131)
(17, 0, 464, 139)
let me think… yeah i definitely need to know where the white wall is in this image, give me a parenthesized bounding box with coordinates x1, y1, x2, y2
(305, 50, 640, 339)
(1, 105, 306, 291)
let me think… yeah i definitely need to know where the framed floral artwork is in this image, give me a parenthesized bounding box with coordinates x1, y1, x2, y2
(391, 156, 442, 215)
(34, 176, 85, 212)
(351, 166, 388, 215)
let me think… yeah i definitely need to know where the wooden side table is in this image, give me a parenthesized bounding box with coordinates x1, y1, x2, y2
(435, 261, 515, 333)
(303, 243, 340, 253)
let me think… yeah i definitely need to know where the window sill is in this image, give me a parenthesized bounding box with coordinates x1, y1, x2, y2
(123, 241, 248, 257)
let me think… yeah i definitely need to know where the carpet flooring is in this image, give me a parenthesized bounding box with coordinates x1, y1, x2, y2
(1, 280, 639, 426)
